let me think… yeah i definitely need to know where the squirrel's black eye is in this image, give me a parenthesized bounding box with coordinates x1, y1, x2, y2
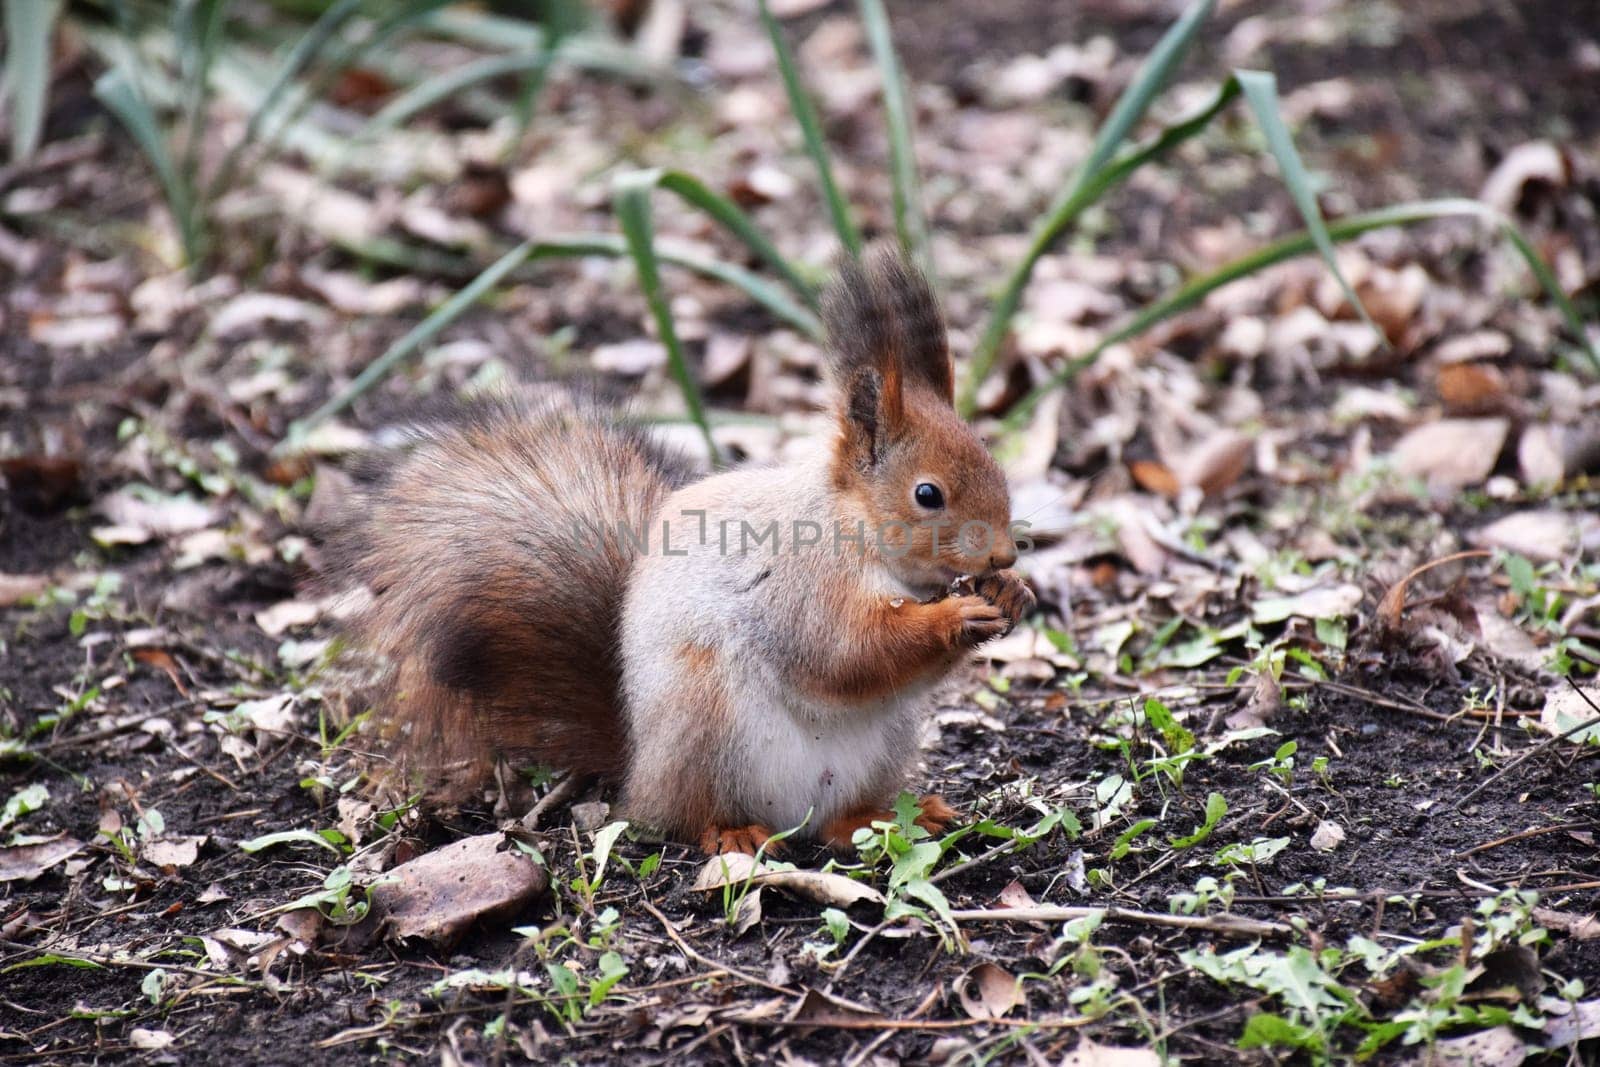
(914, 482, 944, 509)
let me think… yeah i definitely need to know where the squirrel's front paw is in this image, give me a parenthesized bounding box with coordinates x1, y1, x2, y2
(948, 595, 1009, 645)
(974, 569, 1036, 631)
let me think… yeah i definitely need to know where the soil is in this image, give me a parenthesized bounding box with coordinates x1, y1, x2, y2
(2, 0, 1598, 1064)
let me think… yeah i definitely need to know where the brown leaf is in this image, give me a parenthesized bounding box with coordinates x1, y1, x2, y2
(1472, 510, 1595, 562)
(328, 67, 394, 111)
(1374, 551, 1491, 634)
(142, 835, 206, 869)
(1175, 430, 1253, 497)
(957, 961, 1022, 1020)
(996, 879, 1036, 909)
(1480, 141, 1568, 214)
(254, 599, 322, 637)
(1544, 998, 1600, 1048)
(369, 832, 549, 947)
(1, 456, 83, 513)
(1407, 1026, 1525, 1066)
(1391, 418, 1509, 490)
(0, 573, 50, 608)
(1533, 908, 1600, 941)
(1129, 460, 1180, 497)
(1540, 685, 1600, 743)
(0, 838, 84, 882)
(692, 852, 885, 908)
(1436, 363, 1508, 415)
(443, 163, 512, 219)
(787, 988, 885, 1028)
(1227, 670, 1281, 730)
(1058, 1039, 1161, 1067)
(132, 648, 189, 697)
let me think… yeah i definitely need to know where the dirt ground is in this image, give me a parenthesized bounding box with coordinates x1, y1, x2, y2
(2, 0, 1599, 1063)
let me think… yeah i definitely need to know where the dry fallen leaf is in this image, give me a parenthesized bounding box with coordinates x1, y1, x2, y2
(957, 961, 1023, 1020)
(1472, 510, 1591, 562)
(2, 455, 83, 512)
(209, 292, 330, 338)
(0, 573, 50, 608)
(1480, 140, 1567, 214)
(1174, 429, 1253, 497)
(142, 835, 206, 869)
(592, 338, 667, 376)
(1129, 459, 1180, 497)
(787, 988, 885, 1028)
(1251, 584, 1364, 625)
(254, 599, 323, 637)
(99, 487, 219, 538)
(369, 832, 550, 947)
(128, 1029, 176, 1051)
(1373, 551, 1490, 634)
(0, 838, 84, 882)
(692, 852, 886, 908)
(1391, 418, 1509, 490)
(1058, 1039, 1161, 1067)
(1309, 821, 1345, 852)
(1436, 363, 1509, 415)
(1407, 1025, 1526, 1067)
(131, 647, 189, 696)
(1540, 685, 1600, 743)
(1533, 908, 1600, 941)
(996, 879, 1036, 909)
(1543, 998, 1600, 1048)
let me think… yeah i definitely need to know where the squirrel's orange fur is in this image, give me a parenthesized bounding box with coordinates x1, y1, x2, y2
(335, 245, 1034, 853)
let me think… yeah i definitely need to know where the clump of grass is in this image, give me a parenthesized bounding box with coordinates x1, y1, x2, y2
(279, 0, 1595, 451)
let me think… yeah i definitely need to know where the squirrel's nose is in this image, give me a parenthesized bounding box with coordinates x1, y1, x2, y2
(989, 542, 1017, 571)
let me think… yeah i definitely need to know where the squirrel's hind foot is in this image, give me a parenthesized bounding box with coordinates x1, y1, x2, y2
(698, 824, 780, 856)
(823, 795, 958, 850)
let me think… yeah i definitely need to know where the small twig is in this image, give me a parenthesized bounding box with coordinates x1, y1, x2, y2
(1453, 680, 1599, 810)
(640, 900, 796, 998)
(520, 772, 589, 831)
(1459, 822, 1593, 857)
(929, 837, 1025, 885)
(946, 905, 1290, 941)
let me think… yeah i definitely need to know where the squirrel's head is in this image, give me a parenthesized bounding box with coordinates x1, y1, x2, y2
(822, 243, 1016, 596)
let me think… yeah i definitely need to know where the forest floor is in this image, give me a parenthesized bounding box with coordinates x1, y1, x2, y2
(2, 0, 1599, 1063)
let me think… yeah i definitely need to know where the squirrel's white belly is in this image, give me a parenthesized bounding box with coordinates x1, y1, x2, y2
(723, 673, 932, 832)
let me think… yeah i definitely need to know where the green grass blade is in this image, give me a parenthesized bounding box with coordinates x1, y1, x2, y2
(244, 0, 455, 175)
(93, 67, 204, 266)
(358, 51, 548, 136)
(4, 0, 60, 161)
(292, 221, 821, 449)
(857, 0, 930, 277)
(1000, 197, 1599, 430)
(614, 171, 720, 464)
(332, 231, 823, 339)
(286, 237, 541, 444)
(208, 0, 361, 199)
(1497, 222, 1599, 376)
(639, 168, 817, 307)
(1070, 78, 1240, 231)
(175, 0, 231, 183)
(757, 0, 861, 258)
(1234, 69, 1377, 339)
(960, 0, 1217, 415)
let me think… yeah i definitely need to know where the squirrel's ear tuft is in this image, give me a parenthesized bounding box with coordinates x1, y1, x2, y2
(821, 242, 953, 407)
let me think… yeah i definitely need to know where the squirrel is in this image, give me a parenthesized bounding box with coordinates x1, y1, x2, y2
(336, 244, 1035, 854)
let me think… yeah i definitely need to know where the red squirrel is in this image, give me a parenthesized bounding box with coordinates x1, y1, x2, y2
(338, 245, 1034, 854)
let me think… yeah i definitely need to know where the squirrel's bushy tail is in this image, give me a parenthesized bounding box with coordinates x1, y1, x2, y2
(333, 398, 687, 793)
